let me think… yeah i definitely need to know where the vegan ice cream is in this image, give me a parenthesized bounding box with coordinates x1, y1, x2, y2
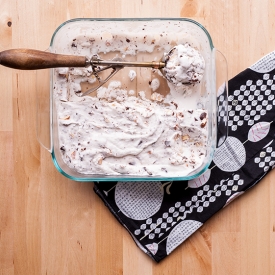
(52, 20, 209, 177)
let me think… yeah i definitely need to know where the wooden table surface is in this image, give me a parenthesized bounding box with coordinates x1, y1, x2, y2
(1, 0, 275, 274)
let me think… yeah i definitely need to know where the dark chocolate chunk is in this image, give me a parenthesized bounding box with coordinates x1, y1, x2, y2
(161, 167, 168, 173)
(165, 141, 171, 147)
(143, 167, 152, 175)
(200, 112, 207, 120)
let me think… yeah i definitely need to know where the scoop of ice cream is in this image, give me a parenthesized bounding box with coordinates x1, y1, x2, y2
(163, 43, 205, 86)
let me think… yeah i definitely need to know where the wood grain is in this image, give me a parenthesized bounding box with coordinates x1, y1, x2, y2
(0, 49, 87, 70)
(0, 0, 275, 274)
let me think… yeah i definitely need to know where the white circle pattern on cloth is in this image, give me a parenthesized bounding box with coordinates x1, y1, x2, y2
(213, 136, 246, 172)
(115, 181, 163, 220)
(166, 220, 202, 255)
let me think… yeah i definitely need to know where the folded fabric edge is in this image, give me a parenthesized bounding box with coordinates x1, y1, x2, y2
(249, 51, 275, 73)
(93, 184, 161, 262)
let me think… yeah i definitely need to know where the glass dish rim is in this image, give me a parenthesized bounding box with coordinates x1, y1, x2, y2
(50, 17, 214, 49)
(51, 149, 214, 182)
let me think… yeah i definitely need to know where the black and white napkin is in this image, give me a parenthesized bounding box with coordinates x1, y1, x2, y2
(94, 51, 275, 262)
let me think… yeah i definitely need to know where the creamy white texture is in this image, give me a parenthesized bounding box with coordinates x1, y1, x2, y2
(57, 82, 208, 176)
(163, 43, 205, 86)
(52, 20, 211, 177)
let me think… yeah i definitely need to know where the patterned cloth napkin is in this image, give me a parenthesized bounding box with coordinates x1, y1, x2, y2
(94, 51, 275, 262)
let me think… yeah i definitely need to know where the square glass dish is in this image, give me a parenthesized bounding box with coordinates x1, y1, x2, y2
(36, 18, 228, 182)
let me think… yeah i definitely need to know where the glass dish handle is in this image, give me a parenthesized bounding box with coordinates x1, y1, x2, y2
(215, 48, 228, 147)
(36, 47, 52, 153)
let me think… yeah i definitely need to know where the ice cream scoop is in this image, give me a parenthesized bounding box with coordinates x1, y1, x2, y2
(163, 43, 205, 87)
(0, 44, 205, 95)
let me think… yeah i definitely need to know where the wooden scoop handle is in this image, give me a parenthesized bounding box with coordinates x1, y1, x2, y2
(0, 49, 87, 70)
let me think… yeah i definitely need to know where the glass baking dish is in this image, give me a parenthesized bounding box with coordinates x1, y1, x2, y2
(36, 18, 228, 182)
